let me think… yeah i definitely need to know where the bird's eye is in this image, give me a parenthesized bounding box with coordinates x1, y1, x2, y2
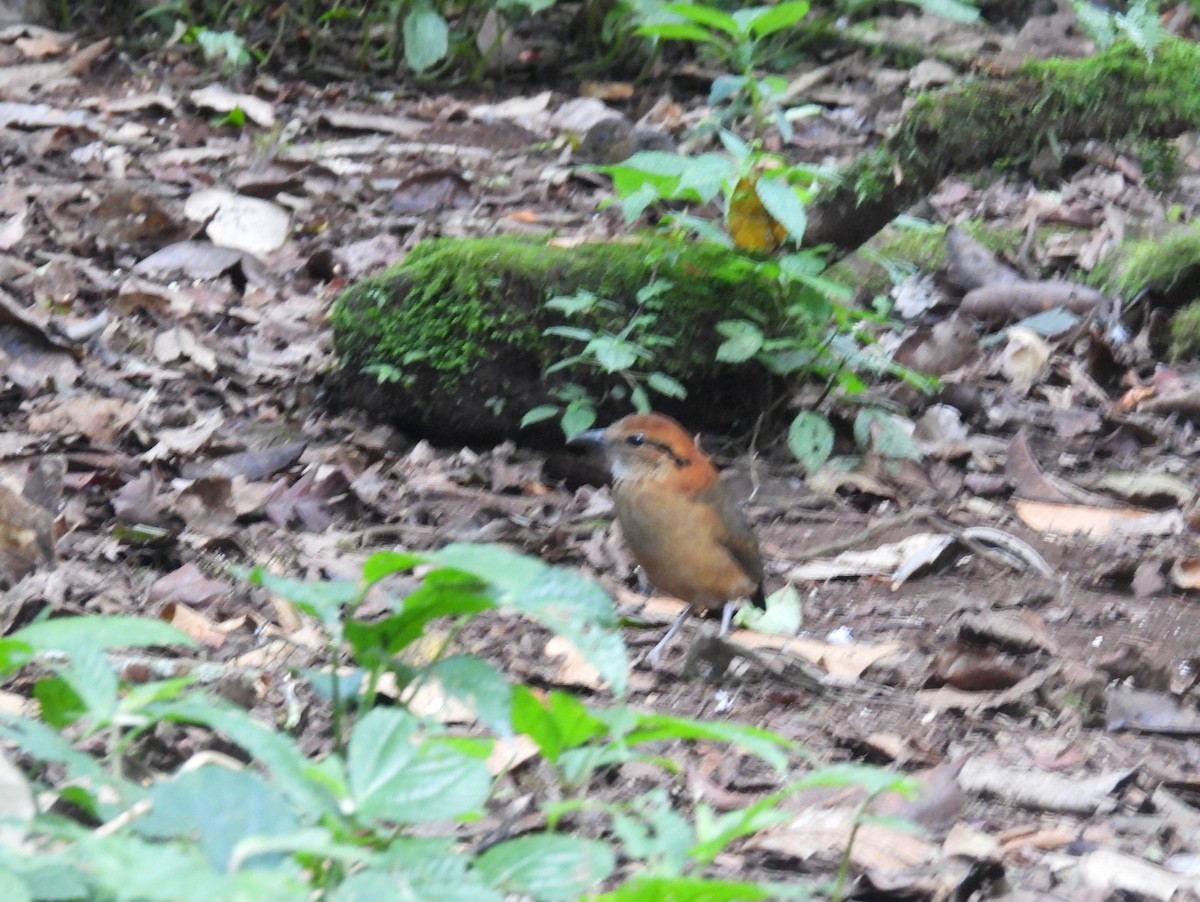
(626, 433, 646, 447)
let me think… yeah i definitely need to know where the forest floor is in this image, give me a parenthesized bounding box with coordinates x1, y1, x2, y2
(4, 7, 1200, 898)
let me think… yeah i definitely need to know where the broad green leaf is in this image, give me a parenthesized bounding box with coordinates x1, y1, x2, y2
(512, 688, 608, 762)
(329, 870, 420, 902)
(734, 584, 802, 635)
(787, 411, 834, 473)
(592, 875, 771, 901)
(0, 715, 109, 786)
(0, 869, 32, 902)
(0, 639, 32, 679)
(625, 714, 794, 774)
(402, 1, 449, 73)
(754, 177, 806, 244)
(743, 0, 809, 37)
(676, 153, 735, 204)
(379, 838, 504, 902)
(246, 569, 359, 629)
(636, 22, 722, 44)
(521, 405, 561, 428)
(796, 762, 918, 796)
(588, 336, 641, 372)
(424, 656, 513, 737)
(424, 547, 626, 696)
(545, 291, 600, 316)
(715, 320, 764, 363)
(476, 835, 615, 902)
(359, 740, 491, 823)
(134, 766, 299, 872)
(646, 372, 687, 399)
(662, 2, 739, 35)
(428, 544, 547, 596)
(544, 325, 596, 342)
(14, 616, 194, 653)
(854, 409, 921, 461)
(630, 383, 651, 413)
(362, 551, 423, 584)
(561, 399, 597, 439)
(165, 702, 343, 822)
(347, 708, 419, 803)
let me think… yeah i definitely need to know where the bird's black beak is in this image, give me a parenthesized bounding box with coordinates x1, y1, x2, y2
(567, 428, 607, 452)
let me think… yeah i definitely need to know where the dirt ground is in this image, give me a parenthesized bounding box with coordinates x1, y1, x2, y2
(4, 9, 1200, 899)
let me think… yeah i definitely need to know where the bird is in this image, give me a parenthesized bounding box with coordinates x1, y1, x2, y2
(570, 413, 765, 666)
(576, 117, 677, 165)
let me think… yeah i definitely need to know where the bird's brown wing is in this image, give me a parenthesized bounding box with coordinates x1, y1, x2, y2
(696, 482, 766, 608)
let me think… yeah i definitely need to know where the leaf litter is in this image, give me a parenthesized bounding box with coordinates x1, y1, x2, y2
(3, 10, 1200, 898)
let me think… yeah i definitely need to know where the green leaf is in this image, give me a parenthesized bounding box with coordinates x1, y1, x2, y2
(476, 835, 615, 902)
(349, 709, 491, 823)
(624, 714, 793, 774)
(14, 616, 194, 654)
(426, 546, 627, 696)
(742, 0, 809, 38)
(715, 320, 764, 363)
(636, 22, 723, 44)
(33, 674, 91, 729)
(0, 869, 32, 902)
(662, 2, 739, 35)
(646, 372, 687, 399)
(424, 656, 513, 737)
(134, 766, 300, 872)
(545, 291, 599, 316)
(402, 1, 449, 73)
(511, 688, 608, 762)
(349, 838, 503, 902)
(734, 584, 802, 635)
(754, 177, 806, 244)
(589, 336, 642, 372)
(676, 153, 735, 204)
(854, 409, 922, 461)
(521, 405, 561, 428)
(246, 568, 360, 630)
(561, 400, 597, 440)
(165, 701, 344, 823)
(630, 383, 651, 413)
(544, 325, 597, 342)
(593, 875, 772, 901)
(362, 551, 423, 584)
(787, 411, 834, 473)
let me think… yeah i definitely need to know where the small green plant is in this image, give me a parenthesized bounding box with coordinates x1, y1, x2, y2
(637, 2, 814, 139)
(599, 132, 935, 471)
(0, 544, 918, 900)
(522, 284, 687, 438)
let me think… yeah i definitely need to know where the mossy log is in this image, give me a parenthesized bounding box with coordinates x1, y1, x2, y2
(329, 236, 793, 444)
(807, 38, 1200, 251)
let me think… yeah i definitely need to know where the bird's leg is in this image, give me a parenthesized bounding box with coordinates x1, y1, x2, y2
(645, 604, 694, 667)
(719, 601, 735, 637)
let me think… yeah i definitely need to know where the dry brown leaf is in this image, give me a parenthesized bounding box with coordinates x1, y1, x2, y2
(1012, 499, 1181, 539)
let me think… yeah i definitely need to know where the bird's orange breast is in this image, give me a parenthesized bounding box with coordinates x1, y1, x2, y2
(613, 477, 760, 611)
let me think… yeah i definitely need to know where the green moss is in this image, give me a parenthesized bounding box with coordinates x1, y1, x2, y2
(822, 37, 1200, 248)
(331, 234, 790, 395)
(1099, 221, 1200, 299)
(1170, 302, 1200, 360)
(827, 221, 1032, 298)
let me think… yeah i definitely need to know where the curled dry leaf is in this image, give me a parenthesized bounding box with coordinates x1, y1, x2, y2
(188, 84, 276, 127)
(1013, 499, 1182, 539)
(184, 189, 290, 258)
(998, 326, 1051, 387)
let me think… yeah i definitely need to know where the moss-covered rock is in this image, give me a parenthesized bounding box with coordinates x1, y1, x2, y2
(329, 235, 796, 444)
